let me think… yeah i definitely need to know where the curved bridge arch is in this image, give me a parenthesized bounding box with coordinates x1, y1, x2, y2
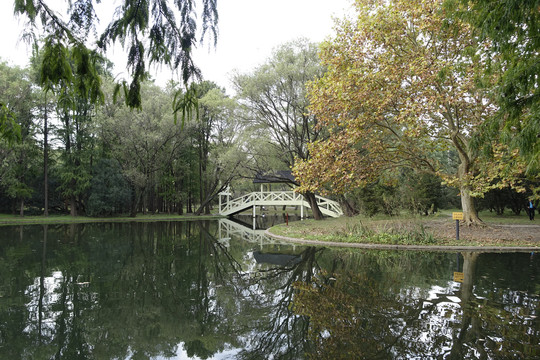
(218, 190, 343, 218)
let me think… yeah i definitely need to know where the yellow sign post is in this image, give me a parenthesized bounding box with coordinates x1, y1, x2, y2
(453, 272, 464, 283)
(452, 212, 463, 240)
(452, 212, 463, 220)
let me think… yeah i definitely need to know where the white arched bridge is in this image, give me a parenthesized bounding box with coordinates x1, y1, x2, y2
(218, 189, 343, 218)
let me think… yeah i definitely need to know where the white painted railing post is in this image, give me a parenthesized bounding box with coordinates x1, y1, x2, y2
(218, 186, 230, 214)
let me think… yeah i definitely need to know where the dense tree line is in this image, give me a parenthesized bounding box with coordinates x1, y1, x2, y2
(2, 1, 538, 219)
(0, 58, 245, 217)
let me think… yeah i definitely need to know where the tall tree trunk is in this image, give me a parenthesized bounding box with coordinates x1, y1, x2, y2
(150, 171, 157, 213)
(457, 161, 482, 225)
(178, 199, 184, 215)
(304, 191, 324, 220)
(43, 99, 49, 217)
(460, 186, 482, 226)
(19, 199, 24, 217)
(129, 183, 138, 217)
(142, 178, 148, 215)
(454, 134, 482, 226)
(340, 194, 358, 217)
(204, 195, 211, 215)
(72, 111, 81, 217)
(63, 108, 77, 217)
(70, 195, 77, 217)
(199, 145, 204, 211)
(187, 190, 193, 213)
(177, 178, 184, 215)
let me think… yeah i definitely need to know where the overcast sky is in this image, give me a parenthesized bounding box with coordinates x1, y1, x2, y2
(0, 0, 352, 94)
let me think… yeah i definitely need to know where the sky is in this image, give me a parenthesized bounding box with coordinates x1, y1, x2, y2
(0, 0, 352, 94)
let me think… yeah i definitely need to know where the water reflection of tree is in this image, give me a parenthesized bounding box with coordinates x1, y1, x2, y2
(21, 220, 312, 360)
(0, 226, 40, 358)
(235, 246, 322, 360)
(289, 263, 458, 359)
(0, 222, 248, 359)
(448, 252, 540, 359)
(0, 224, 95, 359)
(83, 220, 246, 359)
(2, 225, 539, 359)
(291, 250, 540, 359)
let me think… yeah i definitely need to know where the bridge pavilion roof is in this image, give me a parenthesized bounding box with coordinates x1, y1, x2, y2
(253, 170, 296, 184)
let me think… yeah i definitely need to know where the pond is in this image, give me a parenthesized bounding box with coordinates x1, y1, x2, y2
(0, 219, 539, 359)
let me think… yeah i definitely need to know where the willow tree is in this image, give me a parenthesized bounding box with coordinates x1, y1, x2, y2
(234, 39, 326, 220)
(14, 0, 218, 109)
(293, 0, 506, 225)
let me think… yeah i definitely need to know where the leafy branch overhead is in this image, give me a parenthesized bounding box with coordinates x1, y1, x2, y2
(447, 0, 540, 175)
(14, 0, 219, 108)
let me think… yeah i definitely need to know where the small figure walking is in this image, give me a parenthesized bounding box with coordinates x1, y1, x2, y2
(527, 200, 535, 221)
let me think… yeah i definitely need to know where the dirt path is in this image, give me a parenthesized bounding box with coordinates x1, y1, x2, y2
(421, 220, 540, 242)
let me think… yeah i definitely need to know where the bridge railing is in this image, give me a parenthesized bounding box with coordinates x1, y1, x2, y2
(219, 191, 305, 214)
(219, 190, 343, 218)
(314, 195, 344, 217)
(218, 219, 297, 247)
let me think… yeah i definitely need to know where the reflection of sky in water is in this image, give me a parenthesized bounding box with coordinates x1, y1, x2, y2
(2, 222, 539, 359)
(18, 224, 301, 359)
(24, 271, 67, 336)
(417, 284, 463, 357)
(128, 345, 240, 360)
(386, 283, 464, 358)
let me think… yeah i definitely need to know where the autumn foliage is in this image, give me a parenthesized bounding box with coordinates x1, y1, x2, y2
(293, 0, 526, 224)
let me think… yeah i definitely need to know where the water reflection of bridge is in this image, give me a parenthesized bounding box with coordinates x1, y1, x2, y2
(218, 218, 296, 249)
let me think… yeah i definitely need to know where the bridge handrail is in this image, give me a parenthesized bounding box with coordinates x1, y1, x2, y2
(314, 195, 343, 216)
(220, 191, 304, 212)
(219, 190, 342, 217)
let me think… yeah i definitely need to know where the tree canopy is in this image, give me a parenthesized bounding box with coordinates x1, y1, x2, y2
(234, 39, 327, 219)
(0, 102, 21, 144)
(293, 0, 520, 224)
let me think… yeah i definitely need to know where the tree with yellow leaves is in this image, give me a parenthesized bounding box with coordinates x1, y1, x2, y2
(294, 0, 526, 225)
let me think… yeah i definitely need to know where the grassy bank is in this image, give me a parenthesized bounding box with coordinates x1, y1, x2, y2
(0, 213, 223, 226)
(269, 210, 540, 248)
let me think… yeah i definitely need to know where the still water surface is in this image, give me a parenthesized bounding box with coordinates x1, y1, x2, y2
(0, 219, 539, 359)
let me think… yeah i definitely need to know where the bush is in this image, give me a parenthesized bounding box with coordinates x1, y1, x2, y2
(354, 182, 400, 217)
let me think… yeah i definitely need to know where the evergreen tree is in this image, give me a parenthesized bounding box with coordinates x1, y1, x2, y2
(0, 62, 39, 215)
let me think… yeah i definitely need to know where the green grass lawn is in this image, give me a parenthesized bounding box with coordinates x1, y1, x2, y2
(269, 209, 539, 248)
